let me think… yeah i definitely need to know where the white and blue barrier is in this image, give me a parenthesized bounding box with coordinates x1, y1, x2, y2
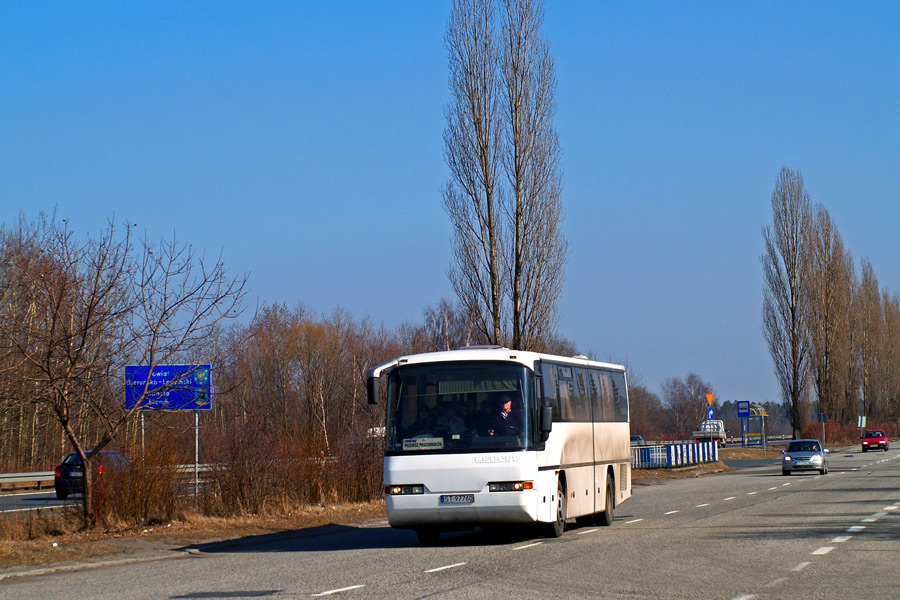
(631, 445, 668, 469)
(631, 440, 718, 469)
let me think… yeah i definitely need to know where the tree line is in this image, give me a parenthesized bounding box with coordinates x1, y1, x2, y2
(763, 166, 900, 438)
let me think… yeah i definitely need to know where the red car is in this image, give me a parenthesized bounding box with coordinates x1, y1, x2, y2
(861, 430, 889, 452)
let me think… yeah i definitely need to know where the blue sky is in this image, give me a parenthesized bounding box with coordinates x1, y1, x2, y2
(3, 2, 899, 405)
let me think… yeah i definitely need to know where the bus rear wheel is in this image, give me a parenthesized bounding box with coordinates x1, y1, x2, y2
(545, 480, 566, 538)
(598, 480, 615, 526)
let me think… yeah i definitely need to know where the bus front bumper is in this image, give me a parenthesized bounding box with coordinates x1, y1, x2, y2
(386, 489, 539, 528)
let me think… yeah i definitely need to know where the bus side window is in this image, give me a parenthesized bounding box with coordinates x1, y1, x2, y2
(574, 369, 592, 422)
(556, 366, 576, 422)
(542, 363, 560, 421)
(599, 372, 614, 422)
(610, 372, 629, 422)
(588, 369, 603, 422)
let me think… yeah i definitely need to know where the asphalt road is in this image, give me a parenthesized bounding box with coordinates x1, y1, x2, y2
(0, 490, 67, 514)
(1, 448, 898, 599)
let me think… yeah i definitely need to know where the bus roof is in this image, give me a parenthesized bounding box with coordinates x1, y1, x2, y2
(368, 346, 625, 379)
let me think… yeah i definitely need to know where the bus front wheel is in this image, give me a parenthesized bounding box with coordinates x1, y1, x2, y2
(545, 480, 566, 538)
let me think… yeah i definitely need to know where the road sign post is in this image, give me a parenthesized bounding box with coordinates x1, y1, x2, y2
(125, 365, 211, 501)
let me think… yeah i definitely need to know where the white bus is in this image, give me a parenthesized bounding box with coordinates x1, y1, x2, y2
(367, 346, 632, 544)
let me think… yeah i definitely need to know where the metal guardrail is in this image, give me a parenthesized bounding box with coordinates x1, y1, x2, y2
(0, 464, 215, 489)
(0, 471, 54, 485)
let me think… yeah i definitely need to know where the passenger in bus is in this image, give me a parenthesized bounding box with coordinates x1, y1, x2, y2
(408, 406, 435, 436)
(462, 399, 479, 431)
(489, 393, 521, 436)
(474, 401, 494, 436)
(437, 403, 466, 436)
(456, 402, 473, 433)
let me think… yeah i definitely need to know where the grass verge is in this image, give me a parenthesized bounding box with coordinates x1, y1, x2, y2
(0, 501, 386, 571)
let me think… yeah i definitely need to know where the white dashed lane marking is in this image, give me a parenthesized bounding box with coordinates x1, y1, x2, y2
(424, 562, 466, 573)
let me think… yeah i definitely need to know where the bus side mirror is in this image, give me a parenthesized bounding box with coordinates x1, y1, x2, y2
(367, 377, 379, 405)
(540, 405, 553, 434)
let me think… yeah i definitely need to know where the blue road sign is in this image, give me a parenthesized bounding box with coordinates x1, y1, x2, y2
(707, 406, 714, 420)
(125, 365, 211, 410)
(737, 401, 750, 418)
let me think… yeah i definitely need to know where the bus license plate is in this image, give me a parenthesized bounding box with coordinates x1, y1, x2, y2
(440, 494, 474, 505)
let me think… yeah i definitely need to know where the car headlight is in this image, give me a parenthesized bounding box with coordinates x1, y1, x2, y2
(783, 456, 792, 462)
(810, 455, 823, 463)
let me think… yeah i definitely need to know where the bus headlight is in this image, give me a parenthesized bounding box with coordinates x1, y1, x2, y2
(488, 481, 533, 492)
(385, 485, 424, 495)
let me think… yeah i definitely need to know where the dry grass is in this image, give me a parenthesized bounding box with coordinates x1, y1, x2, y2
(632, 444, 789, 483)
(633, 461, 733, 482)
(0, 501, 386, 571)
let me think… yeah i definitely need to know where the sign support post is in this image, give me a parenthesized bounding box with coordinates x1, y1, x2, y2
(124, 364, 211, 503)
(194, 409, 200, 500)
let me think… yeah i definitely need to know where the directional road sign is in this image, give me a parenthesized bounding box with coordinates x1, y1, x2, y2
(125, 364, 211, 411)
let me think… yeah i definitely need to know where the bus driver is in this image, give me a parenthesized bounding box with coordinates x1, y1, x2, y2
(489, 393, 521, 436)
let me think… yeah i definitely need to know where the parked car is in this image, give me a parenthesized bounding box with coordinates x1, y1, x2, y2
(54, 450, 128, 500)
(630, 434, 645, 445)
(861, 430, 889, 452)
(781, 439, 828, 476)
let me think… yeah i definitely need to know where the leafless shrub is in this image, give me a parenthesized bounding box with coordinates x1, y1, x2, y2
(90, 440, 185, 527)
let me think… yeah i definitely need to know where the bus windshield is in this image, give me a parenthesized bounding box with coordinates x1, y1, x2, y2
(385, 361, 533, 454)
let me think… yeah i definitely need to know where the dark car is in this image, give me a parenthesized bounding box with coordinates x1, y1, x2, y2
(781, 439, 828, 476)
(861, 430, 889, 452)
(630, 434, 645, 445)
(54, 450, 128, 500)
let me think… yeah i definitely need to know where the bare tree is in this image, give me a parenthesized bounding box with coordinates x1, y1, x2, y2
(443, 0, 566, 350)
(443, 0, 504, 344)
(0, 217, 247, 527)
(804, 205, 853, 422)
(628, 384, 666, 439)
(762, 167, 812, 439)
(857, 259, 882, 420)
(500, 0, 566, 350)
(661, 373, 714, 439)
(879, 292, 900, 422)
(423, 298, 475, 351)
